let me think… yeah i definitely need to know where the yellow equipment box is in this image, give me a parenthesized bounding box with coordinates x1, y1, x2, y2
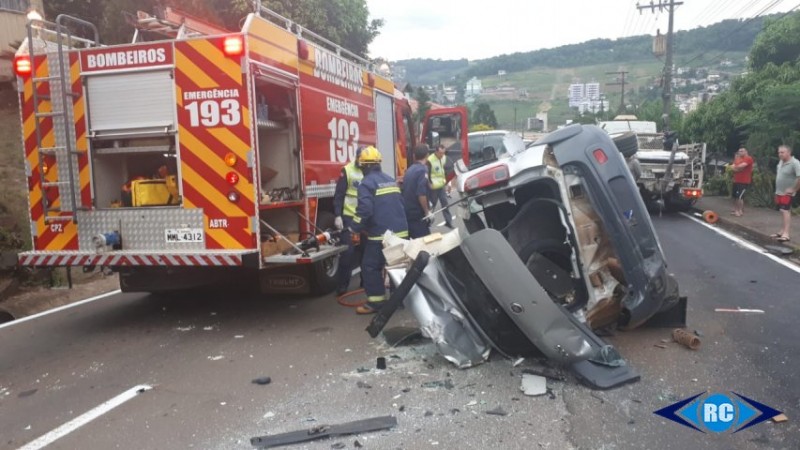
(131, 178, 179, 207)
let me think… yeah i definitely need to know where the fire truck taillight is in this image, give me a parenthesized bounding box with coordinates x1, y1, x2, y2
(226, 171, 239, 185)
(223, 36, 244, 57)
(14, 55, 32, 77)
(224, 152, 237, 167)
(227, 191, 239, 202)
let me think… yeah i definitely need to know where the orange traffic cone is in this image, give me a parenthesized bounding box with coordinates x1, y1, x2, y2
(703, 210, 719, 224)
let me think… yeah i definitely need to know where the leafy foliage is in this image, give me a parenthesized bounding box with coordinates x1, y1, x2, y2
(412, 86, 431, 129)
(45, 0, 381, 56)
(471, 103, 498, 129)
(682, 12, 800, 186)
(749, 12, 800, 71)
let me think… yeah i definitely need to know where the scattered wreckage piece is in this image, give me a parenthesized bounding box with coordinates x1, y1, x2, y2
(671, 328, 701, 350)
(521, 374, 548, 396)
(250, 415, 397, 448)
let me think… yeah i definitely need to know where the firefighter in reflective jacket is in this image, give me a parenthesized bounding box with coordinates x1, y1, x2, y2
(332, 148, 364, 295)
(348, 146, 409, 314)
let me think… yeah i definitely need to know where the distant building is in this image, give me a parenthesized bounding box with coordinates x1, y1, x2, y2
(585, 82, 600, 101)
(568, 83, 585, 107)
(465, 77, 482, 96)
(498, 70, 507, 77)
(569, 80, 604, 113)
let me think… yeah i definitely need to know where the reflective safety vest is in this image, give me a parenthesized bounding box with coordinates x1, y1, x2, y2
(343, 161, 363, 217)
(427, 153, 447, 190)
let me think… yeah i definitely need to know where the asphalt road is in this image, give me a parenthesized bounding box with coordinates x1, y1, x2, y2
(1, 214, 798, 450)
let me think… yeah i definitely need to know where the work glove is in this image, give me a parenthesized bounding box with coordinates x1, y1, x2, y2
(334, 216, 344, 230)
(422, 212, 435, 226)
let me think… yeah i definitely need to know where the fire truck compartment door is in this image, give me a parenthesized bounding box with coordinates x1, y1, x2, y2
(86, 70, 176, 135)
(375, 91, 396, 177)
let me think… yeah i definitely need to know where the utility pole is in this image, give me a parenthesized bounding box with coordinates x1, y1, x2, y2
(637, 0, 682, 132)
(606, 70, 629, 114)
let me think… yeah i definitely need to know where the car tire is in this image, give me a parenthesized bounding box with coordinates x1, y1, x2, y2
(612, 132, 639, 158)
(664, 194, 694, 212)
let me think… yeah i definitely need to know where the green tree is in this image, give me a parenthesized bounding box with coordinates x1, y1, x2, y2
(412, 87, 431, 129)
(749, 12, 800, 71)
(634, 99, 683, 132)
(472, 102, 498, 129)
(46, 0, 382, 55)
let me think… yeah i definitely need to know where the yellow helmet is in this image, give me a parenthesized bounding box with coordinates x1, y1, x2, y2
(357, 146, 382, 164)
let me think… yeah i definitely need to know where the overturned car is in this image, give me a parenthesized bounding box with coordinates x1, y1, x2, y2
(372, 124, 684, 389)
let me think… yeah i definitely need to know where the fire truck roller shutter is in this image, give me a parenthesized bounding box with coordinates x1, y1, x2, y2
(86, 70, 176, 135)
(375, 92, 396, 177)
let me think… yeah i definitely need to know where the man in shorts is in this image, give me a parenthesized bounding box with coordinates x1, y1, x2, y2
(730, 147, 754, 216)
(773, 145, 800, 242)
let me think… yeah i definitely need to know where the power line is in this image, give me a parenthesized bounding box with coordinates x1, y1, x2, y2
(606, 71, 630, 112)
(699, 1, 800, 67)
(679, 0, 785, 67)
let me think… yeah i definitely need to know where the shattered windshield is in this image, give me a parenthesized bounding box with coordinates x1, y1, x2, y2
(468, 132, 526, 169)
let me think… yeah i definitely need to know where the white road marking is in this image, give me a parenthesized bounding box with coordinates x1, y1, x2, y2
(18, 384, 152, 450)
(0, 289, 122, 331)
(437, 221, 446, 227)
(680, 212, 800, 275)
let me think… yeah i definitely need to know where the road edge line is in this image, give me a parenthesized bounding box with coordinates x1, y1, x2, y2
(0, 289, 122, 331)
(680, 212, 800, 275)
(18, 384, 153, 450)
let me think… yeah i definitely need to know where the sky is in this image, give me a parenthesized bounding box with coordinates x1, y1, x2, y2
(366, 0, 800, 61)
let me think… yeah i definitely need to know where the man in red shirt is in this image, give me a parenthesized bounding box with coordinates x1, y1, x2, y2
(730, 147, 754, 216)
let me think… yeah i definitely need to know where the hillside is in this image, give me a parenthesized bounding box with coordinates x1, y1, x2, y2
(398, 16, 769, 85)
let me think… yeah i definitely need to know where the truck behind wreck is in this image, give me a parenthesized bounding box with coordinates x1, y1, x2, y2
(373, 123, 685, 389)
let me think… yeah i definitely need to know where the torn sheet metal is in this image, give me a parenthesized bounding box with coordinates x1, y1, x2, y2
(388, 265, 490, 369)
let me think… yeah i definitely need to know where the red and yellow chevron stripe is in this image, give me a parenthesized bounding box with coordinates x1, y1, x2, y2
(174, 38, 255, 250)
(20, 54, 78, 252)
(70, 51, 91, 208)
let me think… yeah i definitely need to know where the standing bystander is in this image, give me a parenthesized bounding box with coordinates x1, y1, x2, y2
(730, 147, 754, 217)
(772, 145, 800, 242)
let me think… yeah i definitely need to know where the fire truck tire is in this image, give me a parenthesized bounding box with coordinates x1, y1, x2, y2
(310, 254, 339, 295)
(612, 132, 639, 158)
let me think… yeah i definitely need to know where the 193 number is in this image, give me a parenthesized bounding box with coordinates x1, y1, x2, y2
(185, 99, 241, 127)
(327, 118, 360, 163)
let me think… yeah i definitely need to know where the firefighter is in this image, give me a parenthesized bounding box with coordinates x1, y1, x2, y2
(332, 148, 365, 295)
(402, 144, 433, 238)
(348, 146, 409, 314)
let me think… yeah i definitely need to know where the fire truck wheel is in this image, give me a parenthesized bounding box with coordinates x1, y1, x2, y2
(310, 254, 340, 295)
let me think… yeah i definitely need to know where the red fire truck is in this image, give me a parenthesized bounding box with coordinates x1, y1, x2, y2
(13, 4, 469, 295)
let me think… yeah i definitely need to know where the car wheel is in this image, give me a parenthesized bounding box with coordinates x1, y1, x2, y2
(612, 132, 639, 158)
(664, 194, 694, 212)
